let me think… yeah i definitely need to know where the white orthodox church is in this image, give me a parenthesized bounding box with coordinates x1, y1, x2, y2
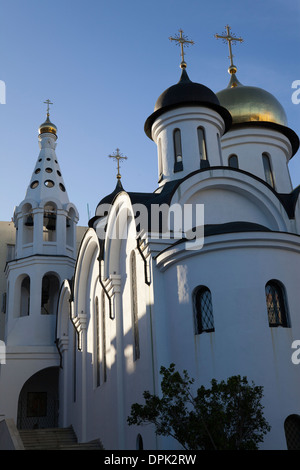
(0, 27, 300, 451)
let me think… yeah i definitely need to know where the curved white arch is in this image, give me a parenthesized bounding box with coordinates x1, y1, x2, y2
(73, 228, 100, 320)
(170, 169, 291, 232)
(39, 197, 64, 211)
(103, 192, 136, 279)
(64, 202, 79, 221)
(16, 198, 39, 213)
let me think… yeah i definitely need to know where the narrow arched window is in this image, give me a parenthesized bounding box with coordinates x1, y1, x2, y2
(101, 291, 107, 382)
(95, 296, 101, 387)
(173, 128, 183, 172)
(265, 280, 289, 327)
(198, 127, 208, 168)
(262, 153, 275, 188)
(193, 286, 214, 334)
(20, 276, 30, 317)
(285, 415, 300, 450)
(131, 251, 140, 360)
(41, 273, 60, 315)
(158, 138, 163, 183)
(228, 154, 239, 169)
(136, 434, 143, 450)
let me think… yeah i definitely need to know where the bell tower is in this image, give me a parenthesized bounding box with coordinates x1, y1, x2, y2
(0, 102, 79, 427)
(5, 101, 79, 345)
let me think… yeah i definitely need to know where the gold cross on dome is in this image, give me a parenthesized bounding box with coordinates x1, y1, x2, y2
(169, 29, 194, 69)
(44, 99, 53, 117)
(108, 148, 127, 180)
(215, 25, 243, 73)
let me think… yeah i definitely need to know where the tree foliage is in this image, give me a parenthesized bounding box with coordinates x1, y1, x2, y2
(127, 364, 271, 450)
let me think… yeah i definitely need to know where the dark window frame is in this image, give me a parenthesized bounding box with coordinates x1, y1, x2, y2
(173, 128, 183, 172)
(193, 286, 215, 335)
(265, 280, 290, 328)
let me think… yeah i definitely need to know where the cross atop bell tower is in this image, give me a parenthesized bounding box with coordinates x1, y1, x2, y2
(215, 25, 243, 74)
(169, 29, 194, 69)
(108, 148, 127, 180)
(44, 99, 53, 117)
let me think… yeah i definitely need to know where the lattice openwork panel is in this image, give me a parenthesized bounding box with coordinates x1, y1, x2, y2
(285, 415, 300, 450)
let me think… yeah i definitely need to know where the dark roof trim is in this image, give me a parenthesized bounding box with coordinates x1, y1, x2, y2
(89, 165, 300, 229)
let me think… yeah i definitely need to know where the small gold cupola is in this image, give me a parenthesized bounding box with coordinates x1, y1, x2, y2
(39, 99, 57, 136)
(215, 25, 288, 126)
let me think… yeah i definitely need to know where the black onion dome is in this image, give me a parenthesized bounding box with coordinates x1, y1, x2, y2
(144, 68, 232, 139)
(95, 179, 124, 216)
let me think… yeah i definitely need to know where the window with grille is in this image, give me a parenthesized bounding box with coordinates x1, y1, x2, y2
(285, 414, 300, 450)
(193, 286, 215, 334)
(265, 280, 289, 327)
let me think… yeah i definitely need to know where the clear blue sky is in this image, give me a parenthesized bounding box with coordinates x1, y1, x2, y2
(0, 0, 299, 224)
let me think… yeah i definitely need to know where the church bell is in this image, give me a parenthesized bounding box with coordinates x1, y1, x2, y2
(25, 214, 34, 226)
(44, 212, 56, 230)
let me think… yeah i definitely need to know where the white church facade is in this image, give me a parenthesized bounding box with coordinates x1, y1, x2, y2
(1, 28, 300, 450)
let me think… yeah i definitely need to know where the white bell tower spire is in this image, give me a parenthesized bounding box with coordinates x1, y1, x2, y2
(0, 103, 80, 427)
(14, 101, 78, 259)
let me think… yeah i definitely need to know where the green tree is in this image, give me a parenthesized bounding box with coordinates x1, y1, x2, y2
(127, 364, 271, 450)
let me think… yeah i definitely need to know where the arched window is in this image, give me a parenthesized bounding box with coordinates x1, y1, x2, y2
(41, 273, 60, 315)
(158, 138, 163, 183)
(95, 296, 101, 387)
(131, 251, 140, 360)
(193, 286, 214, 334)
(262, 153, 275, 188)
(101, 291, 107, 382)
(285, 414, 300, 450)
(20, 276, 30, 317)
(228, 154, 239, 169)
(173, 128, 183, 172)
(265, 280, 289, 327)
(197, 127, 208, 168)
(136, 434, 143, 450)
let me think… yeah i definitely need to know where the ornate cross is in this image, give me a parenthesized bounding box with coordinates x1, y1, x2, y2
(215, 25, 243, 73)
(44, 99, 53, 117)
(108, 148, 127, 180)
(169, 29, 194, 69)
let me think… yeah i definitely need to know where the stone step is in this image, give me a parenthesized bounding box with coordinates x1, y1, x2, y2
(19, 426, 102, 450)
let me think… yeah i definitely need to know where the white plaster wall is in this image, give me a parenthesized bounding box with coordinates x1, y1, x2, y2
(152, 106, 225, 184)
(5, 257, 75, 346)
(221, 127, 293, 193)
(154, 234, 300, 450)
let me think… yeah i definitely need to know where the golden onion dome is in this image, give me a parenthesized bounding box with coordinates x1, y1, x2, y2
(39, 114, 57, 136)
(216, 72, 288, 127)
